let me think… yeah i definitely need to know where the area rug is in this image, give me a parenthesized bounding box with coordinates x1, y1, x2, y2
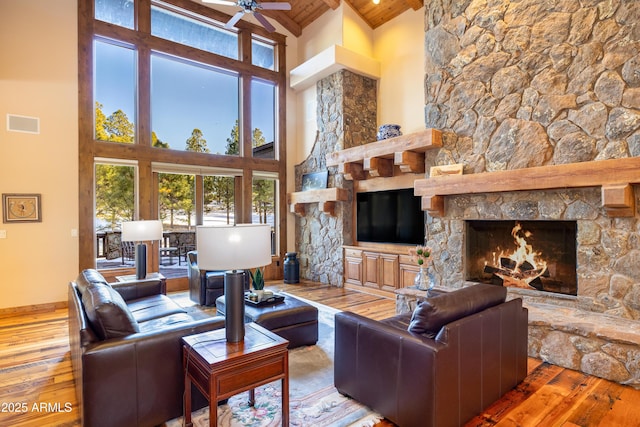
(165, 294, 382, 427)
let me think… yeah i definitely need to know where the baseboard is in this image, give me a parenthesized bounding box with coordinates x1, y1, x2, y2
(0, 300, 68, 318)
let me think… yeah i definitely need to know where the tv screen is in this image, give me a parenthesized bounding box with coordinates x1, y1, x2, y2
(356, 188, 425, 245)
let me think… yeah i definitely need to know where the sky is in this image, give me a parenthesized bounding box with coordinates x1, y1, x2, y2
(94, 38, 275, 154)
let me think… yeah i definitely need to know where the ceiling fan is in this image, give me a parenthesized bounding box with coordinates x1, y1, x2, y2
(203, 0, 291, 32)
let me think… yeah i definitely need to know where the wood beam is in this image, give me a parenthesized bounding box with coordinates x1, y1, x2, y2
(340, 162, 367, 181)
(322, 0, 341, 9)
(364, 157, 394, 177)
(394, 151, 425, 174)
(602, 184, 635, 217)
(422, 195, 444, 217)
(415, 157, 640, 217)
(405, 0, 424, 11)
(261, 10, 302, 37)
(326, 129, 442, 168)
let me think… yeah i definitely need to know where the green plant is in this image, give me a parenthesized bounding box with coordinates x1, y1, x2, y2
(249, 267, 264, 291)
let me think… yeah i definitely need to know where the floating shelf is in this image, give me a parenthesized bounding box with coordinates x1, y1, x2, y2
(414, 157, 640, 218)
(287, 188, 348, 217)
(325, 128, 443, 180)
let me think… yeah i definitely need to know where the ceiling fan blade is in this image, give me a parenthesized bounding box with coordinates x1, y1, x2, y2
(225, 10, 245, 29)
(202, 0, 238, 5)
(259, 2, 291, 10)
(253, 11, 276, 32)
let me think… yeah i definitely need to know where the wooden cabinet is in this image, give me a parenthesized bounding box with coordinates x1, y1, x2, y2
(344, 246, 413, 296)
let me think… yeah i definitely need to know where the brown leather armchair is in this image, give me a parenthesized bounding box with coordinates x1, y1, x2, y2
(68, 269, 225, 427)
(334, 283, 528, 427)
(187, 250, 249, 306)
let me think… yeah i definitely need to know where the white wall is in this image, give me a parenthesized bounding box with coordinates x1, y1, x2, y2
(0, 0, 79, 309)
(373, 7, 425, 134)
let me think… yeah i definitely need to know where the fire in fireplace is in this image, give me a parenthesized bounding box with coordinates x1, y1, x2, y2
(465, 220, 577, 296)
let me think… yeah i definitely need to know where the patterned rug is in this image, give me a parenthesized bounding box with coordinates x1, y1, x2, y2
(165, 294, 382, 427)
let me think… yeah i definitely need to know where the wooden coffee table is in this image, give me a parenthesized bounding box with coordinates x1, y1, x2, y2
(182, 322, 289, 427)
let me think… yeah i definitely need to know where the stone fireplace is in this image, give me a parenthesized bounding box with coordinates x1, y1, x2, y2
(414, 0, 640, 386)
(465, 220, 577, 296)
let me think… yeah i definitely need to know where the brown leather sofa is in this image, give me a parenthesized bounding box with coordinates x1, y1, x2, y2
(68, 269, 225, 427)
(334, 283, 528, 427)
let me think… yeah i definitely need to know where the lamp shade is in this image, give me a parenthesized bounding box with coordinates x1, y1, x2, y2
(121, 220, 163, 241)
(196, 224, 272, 271)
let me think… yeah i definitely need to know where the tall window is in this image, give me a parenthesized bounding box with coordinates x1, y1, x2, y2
(79, 0, 286, 277)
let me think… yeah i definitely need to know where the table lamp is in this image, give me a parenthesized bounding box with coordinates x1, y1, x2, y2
(121, 220, 163, 280)
(196, 224, 272, 342)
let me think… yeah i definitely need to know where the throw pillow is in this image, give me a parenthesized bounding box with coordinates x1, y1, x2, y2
(408, 283, 507, 338)
(82, 281, 140, 340)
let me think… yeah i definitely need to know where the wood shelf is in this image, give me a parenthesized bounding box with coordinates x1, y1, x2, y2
(287, 188, 348, 216)
(414, 157, 640, 218)
(326, 128, 442, 180)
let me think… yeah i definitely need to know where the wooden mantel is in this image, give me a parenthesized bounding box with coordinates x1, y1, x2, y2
(326, 128, 442, 180)
(414, 157, 640, 218)
(287, 187, 348, 216)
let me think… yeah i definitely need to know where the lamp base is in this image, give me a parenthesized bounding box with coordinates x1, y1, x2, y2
(224, 270, 246, 342)
(135, 243, 147, 280)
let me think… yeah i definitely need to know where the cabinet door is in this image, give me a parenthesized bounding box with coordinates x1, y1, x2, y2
(344, 248, 363, 286)
(344, 256, 363, 285)
(379, 253, 399, 291)
(399, 263, 420, 288)
(363, 252, 380, 289)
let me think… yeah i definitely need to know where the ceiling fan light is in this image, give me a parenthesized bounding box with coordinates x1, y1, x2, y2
(372, 0, 380, 4)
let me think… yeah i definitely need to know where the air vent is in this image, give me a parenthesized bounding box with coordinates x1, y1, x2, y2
(7, 114, 40, 134)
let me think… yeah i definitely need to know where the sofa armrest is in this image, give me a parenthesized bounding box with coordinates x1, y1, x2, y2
(80, 315, 224, 427)
(110, 278, 163, 301)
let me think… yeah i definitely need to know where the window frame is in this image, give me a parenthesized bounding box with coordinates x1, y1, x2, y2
(78, 0, 287, 276)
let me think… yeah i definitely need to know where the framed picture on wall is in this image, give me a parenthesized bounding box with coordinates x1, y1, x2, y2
(2, 193, 42, 223)
(301, 170, 328, 191)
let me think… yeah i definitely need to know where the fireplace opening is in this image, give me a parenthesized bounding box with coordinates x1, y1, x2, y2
(465, 220, 577, 296)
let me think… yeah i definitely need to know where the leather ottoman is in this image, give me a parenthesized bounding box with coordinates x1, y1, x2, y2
(215, 293, 318, 348)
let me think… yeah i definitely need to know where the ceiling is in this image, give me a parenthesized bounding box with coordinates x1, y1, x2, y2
(201, 0, 424, 37)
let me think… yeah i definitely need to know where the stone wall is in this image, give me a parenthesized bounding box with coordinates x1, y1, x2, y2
(421, 0, 640, 385)
(294, 70, 377, 285)
(422, 0, 640, 309)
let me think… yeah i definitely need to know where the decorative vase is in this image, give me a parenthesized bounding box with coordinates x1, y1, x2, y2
(377, 124, 402, 140)
(414, 266, 434, 291)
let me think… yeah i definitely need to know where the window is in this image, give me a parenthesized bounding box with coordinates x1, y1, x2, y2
(253, 176, 277, 255)
(94, 40, 136, 143)
(94, 162, 135, 269)
(151, 3, 239, 60)
(95, 0, 134, 29)
(251, 79, 276, 160)
(80, 0, 286, 277)
(252, 37, 275, 70)
(151, 54, 239, 154)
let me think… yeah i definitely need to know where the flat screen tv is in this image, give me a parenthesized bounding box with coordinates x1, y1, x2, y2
(356, 188, 425, 245)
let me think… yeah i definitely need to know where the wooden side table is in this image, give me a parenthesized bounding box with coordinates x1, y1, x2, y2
(115, 272, 167, 294)
(182, 322, 289, 427)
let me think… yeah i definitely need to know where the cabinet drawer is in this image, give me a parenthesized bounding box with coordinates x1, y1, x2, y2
(344, 248, 362, 258)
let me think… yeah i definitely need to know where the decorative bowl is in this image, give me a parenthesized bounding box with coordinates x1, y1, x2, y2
(377, 124, 402, 140)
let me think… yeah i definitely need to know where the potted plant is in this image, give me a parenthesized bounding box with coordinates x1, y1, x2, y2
(249, 267, 265, 301)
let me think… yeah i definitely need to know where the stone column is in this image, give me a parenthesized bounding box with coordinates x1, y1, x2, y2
(294, 70, 377, 285)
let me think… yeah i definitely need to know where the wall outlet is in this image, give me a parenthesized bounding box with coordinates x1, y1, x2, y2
(0, 230, 6, 239)
(71, 229, 78, 237)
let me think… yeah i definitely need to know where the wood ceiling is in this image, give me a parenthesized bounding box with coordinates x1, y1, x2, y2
(202, 0, 424, 37)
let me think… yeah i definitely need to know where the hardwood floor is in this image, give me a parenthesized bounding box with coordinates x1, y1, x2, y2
(1, 281, 640, 426)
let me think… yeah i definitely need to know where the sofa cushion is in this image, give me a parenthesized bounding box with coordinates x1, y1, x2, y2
(127, 294, 188, 323)
(82, 282, 140, 340)
(75, 269, 109, 296)
(408, 283, 507, 338)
